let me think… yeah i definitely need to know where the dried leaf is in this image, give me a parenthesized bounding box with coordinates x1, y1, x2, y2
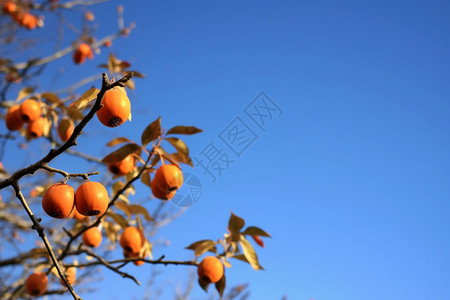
(239, 235, 263, 271)
(129, 204, 154, 221)
(70, 88, 100, 110)
(215, 274, 226, 297)
(185, 240, 217, 257)
(166, 126, 203, 135)
(172, 151, 193, 167)
(141, 170, 152, 188)
(228, 212, 245, 241)
(129, 70, 145, 78)
(16, 87, 34, 102)
(106, 137, 132, 147)
(115, 201, 131, 218)
(102, 143, 141, 163)
(107, 212, 129, 229)
(165, 137, 189, 156)
(141, 116, 161, 146)
(41, 92, 60, 104)
(66, 107, 84, 120)
(125, 79, 135, 90)
(198, 278, 209, 293)
(241, 226, 271, 237)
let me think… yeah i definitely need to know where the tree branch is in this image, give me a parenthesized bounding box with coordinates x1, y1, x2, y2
(10, 181, 82, 300)
(0, 72, 134, 190)
(67, 248, 141, 285)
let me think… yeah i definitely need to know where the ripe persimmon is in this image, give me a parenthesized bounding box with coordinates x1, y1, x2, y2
(151, 182, 176, 200)
(26, 117, 46, 139)
(124, 250, 147, 266)
(96, 86, 130, 127)
(73, 43, 93, 65)
(107, 155, 135, 176)
(151, 164, 183, 200)
(58, 118, 75, 142)
(119, 226, 145, 254)
(82, 227, 102, 248)
(5, 104, 25, 131)
(60, 267, 76, 286)
(75, 181, 109, 216)
(25, 272, 48, 296)
(68, 205, 87, 222)
(20, 13, 37, 30)
(197, 256, 224, 283)
(42, 183, 75, 219)
(2, 2, 16, 14)
(19, 99, 41, 122)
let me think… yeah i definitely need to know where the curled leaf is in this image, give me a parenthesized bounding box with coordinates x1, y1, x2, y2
(185, 240, 217, 257)
(165, 137, 189, 156)
(106, 137, 132, 147)
(166, 126, 203, 135)
(141, 116, 161, 146)
(241, 226, 271, 237)
(70, 88, 100, 110)
(239, 235, 263, 271)
(102, 143, 141, 163)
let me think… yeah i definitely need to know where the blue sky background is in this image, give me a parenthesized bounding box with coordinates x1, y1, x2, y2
(2, 1, 450, 299)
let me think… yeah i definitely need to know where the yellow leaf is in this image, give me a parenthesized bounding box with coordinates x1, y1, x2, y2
(16, 87, 34, 102)
(70, 88, 100, 110)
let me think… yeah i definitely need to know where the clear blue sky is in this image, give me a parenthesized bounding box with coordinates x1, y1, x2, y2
(3, 1, 450, 299)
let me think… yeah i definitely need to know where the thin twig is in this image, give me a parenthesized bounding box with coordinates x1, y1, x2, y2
(70, 248, 141, 285)
(12, 27, 134, 70)
(41, 165, 100, 181)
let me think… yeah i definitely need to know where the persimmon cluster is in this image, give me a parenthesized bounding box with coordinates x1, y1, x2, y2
(6, 99, 45, 139)
(2, 1, 41, 30)
(5, 98, 75, 142)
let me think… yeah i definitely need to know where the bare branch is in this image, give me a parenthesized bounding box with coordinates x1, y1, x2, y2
(41, 165, 100, 181)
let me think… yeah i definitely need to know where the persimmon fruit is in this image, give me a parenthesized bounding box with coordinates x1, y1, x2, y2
(119, 226, 145, 254)
(151, 182, 176, 200)
(19, 99, 41, 122)
(26, 117, 46, 139)
(107, 155, 135, 176)
(96, 86, 131, 127)
(82, 227, 102, 248)
(151, 164, 183, 200)
(68, 205, 87, 222)
(60, 267, 76, 286)
(20, 13, 37, 30)
(124, 250, 147, 266)
(73, 43, 93, 65)
(42, 183, 75, 219)
(58, 118, 75, 142)
(197, 256, 224, 283)
(2, 2, 16, 14)
(75, 181, 109, 216)
(5, 104, 24, 131)
(25, 272, 48, 296)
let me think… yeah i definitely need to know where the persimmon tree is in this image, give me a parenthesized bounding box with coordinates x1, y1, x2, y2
(0, 1, 270, 299)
